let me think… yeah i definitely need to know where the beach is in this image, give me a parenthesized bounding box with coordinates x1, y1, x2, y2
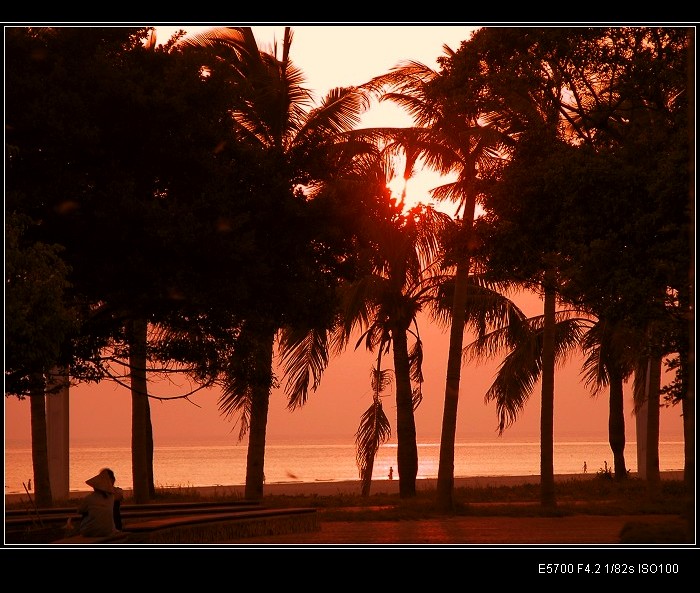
(6, 438, 686, 496)
(5, 471, 684, 506)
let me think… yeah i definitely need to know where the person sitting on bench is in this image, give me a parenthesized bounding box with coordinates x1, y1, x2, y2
(77, 468, 124, 537)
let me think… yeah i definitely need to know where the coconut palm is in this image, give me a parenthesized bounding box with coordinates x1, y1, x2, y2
(463, 28, 692, 506)
(358, 55, 515, 510)
(579, 317, 640, 479)
(332, 201, 453, 498)
(463, 301, 590, 432)
(181, 26, 375, 500)
(471, 303, 667, 489)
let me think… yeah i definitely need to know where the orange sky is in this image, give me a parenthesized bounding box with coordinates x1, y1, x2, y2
(4, 25, 686, 447)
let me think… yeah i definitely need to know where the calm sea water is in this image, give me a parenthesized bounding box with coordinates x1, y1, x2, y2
(4, 437, 685, 495)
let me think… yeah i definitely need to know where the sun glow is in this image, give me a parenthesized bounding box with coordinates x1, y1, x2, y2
(387, 168, 458, 216)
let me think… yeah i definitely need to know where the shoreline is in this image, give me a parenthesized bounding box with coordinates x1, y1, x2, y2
(5, 470, 684, 506)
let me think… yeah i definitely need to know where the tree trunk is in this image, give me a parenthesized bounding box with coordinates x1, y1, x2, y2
(437, 174, 477, 512)
(393, 327, 418, 498)
(30, 373, 53, 508)
(360, 456, 375, 497)
(436, 256, 471, 512)
(681, 367, 694, 538)
(129, 318, 151, 503)
(682, 357, 694, 487)
(608, 367, 627, 479)
(540, 278, 556, 509)
(645, 353, 662, 496)
(244, 328, 275, 501)
(46, 365, 70, 500)
(146, 402, 156, 499)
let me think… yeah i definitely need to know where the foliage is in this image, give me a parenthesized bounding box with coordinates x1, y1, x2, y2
(5, 26, 252, 383)
(333, 201, 453, 497)
(355, 366, 392, 492)
(5, 26, 692, 509)
(178, 26, 384, 500)
(437, 26, 692, 508)
(5, 212, 78, 396)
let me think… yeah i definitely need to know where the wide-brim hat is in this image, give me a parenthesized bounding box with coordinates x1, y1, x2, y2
(85, 469, 115, 494)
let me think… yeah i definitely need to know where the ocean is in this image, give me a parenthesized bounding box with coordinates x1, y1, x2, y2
(4, 437, 686, 495)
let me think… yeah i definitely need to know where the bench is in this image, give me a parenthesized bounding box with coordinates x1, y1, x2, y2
(123, 507, 320, 544)
(7, 501, 319, 545)
(5, 500, 262, 533)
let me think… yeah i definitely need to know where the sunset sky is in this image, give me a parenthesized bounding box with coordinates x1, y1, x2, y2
(4, 24, 686, 448)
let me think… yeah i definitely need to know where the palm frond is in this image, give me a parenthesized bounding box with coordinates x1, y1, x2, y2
(355, 398, 391, 486)
(579, 317, 638, 394)
(217, 376, 252, 442)
(428, 179, 467, 208)
(370, 366, 394, 395)
(333, 275, 385, 352)
(552, 316, 589, 367)
(580, 342, 608, 394)
(278, 326, 330, 410)
(408, 334, 424, 386)
(472, 307, 592, 434)
(301, 86, 369, 137)
(485, 347, 540, 433)
(380, 92, 437, 127)
(178, 26, 251, 54)
(355, 358, 393, 492)
(411, 386, 423, 411)
(360, 59, 438, 101)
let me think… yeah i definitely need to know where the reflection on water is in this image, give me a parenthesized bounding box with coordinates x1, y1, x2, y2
(4, 438, 685, 494)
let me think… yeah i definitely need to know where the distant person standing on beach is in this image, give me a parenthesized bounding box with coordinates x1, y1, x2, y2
(583, 461, 587, 473)
(388, 467, 394, 480)
(77, 468, 124, 536)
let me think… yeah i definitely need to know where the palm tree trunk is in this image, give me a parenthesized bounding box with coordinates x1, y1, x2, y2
(244, 328, 275, 501)
(30, 372, 53, 508)
(682, 382, 694, 482)
(436, 256, 470, 512)
(360, 457, 376, 497)
(392, 328, 418, 498)
(129, 318, 151, 503)
(608, 367, 627, 479)
(681, 376, 694, 537)
(645, 353, 662, 495)
(540, 278, 556, 509)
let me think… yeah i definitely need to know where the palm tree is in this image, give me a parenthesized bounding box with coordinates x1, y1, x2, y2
(579, 317, 640, 480)
(463, 298, 590, 432)
(332, 201, 453, 498)
(358, 55, 514, 510)
(462, 275, 663, 490)
(181, 26, 374, 500)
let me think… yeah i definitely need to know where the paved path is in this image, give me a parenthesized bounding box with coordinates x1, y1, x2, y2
(219, 514, 686, 546)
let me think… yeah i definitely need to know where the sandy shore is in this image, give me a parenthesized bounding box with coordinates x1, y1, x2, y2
(5, 471, 684, 506)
